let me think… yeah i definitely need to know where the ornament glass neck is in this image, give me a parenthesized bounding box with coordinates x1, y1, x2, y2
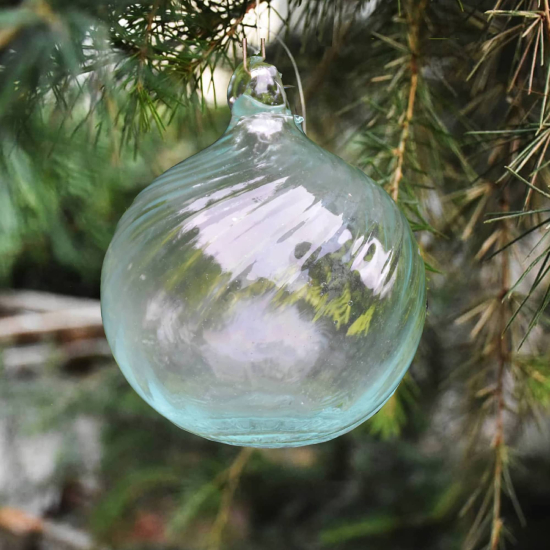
(227, 55, 295, 128)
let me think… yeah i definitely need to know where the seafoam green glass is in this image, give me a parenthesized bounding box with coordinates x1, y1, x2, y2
(101, 57, 426, 448)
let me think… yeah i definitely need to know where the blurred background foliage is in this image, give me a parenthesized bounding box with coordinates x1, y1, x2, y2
(1, 0, 550, 549)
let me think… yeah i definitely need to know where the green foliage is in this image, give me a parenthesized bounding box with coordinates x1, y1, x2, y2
(320, 480, 463, 546)
(367, 375, 418, 439)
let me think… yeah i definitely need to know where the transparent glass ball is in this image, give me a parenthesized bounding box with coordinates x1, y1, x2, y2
(101, 57, 426, 448)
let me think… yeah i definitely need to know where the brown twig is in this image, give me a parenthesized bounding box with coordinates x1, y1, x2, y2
(142, 0, 161, 58)
(207, 447, 254, 550)
(0, 26, 21, 50)
(527, 24, 541, 95)
(391, 71, 419, 202)
(508, 28, 536, 92)
(490, 225, 510, 550)
(0, 0, 57, 50)
(488, 133, 515, 547)
(136, 0, 161, 92)
(389, 0, 428, 202)
(524, 132, 550, 209)
(544, 0, 550, 39)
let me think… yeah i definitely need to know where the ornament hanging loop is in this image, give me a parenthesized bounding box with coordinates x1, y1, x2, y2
(242, 37, 266, 74)
(242, 37, 251, 75)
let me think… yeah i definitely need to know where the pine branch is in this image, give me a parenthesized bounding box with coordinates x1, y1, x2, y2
(463, 0, 550, 337)
(302, 1, 362, 104)
(490, 194, 511, 550)
(458, 112, 549, 550)
(389, 0, 427, 202)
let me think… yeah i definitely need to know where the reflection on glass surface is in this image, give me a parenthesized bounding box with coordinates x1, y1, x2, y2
(101, 57, 426, 447)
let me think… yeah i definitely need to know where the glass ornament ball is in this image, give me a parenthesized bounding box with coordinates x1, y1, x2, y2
(101, 56, 426, 448)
